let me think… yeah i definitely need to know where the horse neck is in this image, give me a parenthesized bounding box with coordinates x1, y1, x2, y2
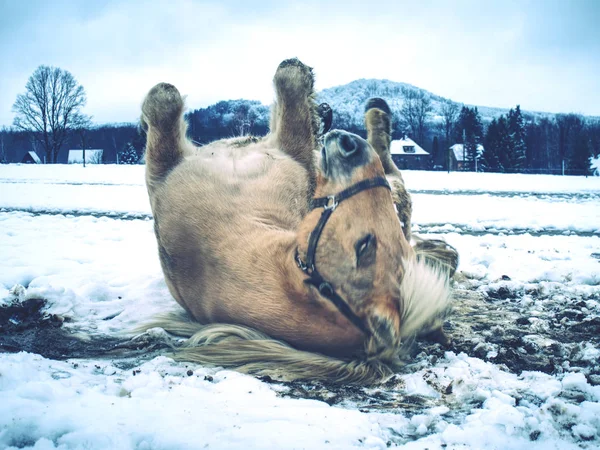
(271, 236, 314, 301)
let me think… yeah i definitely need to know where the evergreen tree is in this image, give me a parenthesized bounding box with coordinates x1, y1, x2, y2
(569, 132, 591, 175)
(556, 114, 585, 171)
(507, 105, 527, 172)
(130, 126, 146, 162)
(119, 142, 138, 164)
(431, 136, 440, 169)
(497, 116, 513, 171)
(455, 106, 483, 171)
(482, 119, 503, 172)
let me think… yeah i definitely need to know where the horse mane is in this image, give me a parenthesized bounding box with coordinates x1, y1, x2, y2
(135, 312, 395, 384)
(396, 257, 451, 339)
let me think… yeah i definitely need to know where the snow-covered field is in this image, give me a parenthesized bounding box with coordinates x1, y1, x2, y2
(1, 164, 599, 449)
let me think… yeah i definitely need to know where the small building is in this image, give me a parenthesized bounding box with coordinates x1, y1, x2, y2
(390, 137, 430, 170)
(68, 149, 103, 164)
(21, 151, 42, 164)
(448, 143, 484, 171)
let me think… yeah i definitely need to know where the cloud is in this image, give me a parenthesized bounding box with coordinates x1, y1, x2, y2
(1, 0, 599, 126)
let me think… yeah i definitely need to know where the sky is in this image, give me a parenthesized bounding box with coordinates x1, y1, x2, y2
(1, 0, 599, 127)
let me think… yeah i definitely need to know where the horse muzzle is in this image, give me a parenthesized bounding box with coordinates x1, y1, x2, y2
(321, 130, 371, 177)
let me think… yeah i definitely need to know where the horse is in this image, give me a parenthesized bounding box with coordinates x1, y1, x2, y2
(139, 58, 456, 383)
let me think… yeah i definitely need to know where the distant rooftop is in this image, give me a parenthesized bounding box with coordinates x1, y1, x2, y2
(450, 143, 484, 161)
(24, 151, 41, 164)
(390, 137, 429, 155)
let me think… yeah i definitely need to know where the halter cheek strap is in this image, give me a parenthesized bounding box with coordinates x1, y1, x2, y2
(295, 176, 391, 335)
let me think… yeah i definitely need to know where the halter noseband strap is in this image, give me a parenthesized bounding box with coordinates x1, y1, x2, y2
(296, 176, 391, 335)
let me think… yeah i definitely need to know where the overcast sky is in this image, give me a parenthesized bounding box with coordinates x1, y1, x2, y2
(1, 0, 599, 126)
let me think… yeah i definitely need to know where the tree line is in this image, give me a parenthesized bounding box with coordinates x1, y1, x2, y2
(328, 86, 600, 175)
(2, 65, 599, 175)
(451, 104, 599, 175)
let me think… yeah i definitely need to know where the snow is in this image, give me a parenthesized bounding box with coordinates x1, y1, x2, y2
(1, 164, 599, 449)
(3, 163, 599, 192)
(0, 353, 388, 450)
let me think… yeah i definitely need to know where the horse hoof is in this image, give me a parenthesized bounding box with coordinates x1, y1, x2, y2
(142, 82, 184, 129)
(317, 103, 333, 136)
(274, 58, 314, 97)
(364, 97, 392, 115)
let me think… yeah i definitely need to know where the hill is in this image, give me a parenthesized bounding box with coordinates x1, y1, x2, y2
(316, 78, 570, 130)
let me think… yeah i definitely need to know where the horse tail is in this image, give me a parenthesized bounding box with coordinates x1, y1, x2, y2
(141, 83, 194, 187)
(135, 311, 395, 384)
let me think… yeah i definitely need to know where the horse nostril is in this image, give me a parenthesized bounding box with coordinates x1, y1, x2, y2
(338, 133, 358, 157)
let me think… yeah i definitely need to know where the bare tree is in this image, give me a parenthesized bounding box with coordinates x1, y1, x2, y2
(12, 65, 86, 163)
(87, 150, 103, 164)
(71, 114, 93, 167)
(231, 104, 257, 137)
(440, 100, 459, 144)
(400, 87, 432, 145)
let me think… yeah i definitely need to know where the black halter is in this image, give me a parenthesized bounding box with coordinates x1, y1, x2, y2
(295, 176, 391, 335)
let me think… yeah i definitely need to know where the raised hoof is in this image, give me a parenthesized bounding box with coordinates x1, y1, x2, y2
(317, 103, 333, 136)
(274, 57, 315, 98)
(365, 97, 391, 115)
(141, 82, 184, 130)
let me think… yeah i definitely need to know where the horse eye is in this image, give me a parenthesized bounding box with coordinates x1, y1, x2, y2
(356, 234, 375, 260)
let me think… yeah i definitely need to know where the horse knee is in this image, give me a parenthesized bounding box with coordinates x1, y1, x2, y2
(142, 82, 185, 131)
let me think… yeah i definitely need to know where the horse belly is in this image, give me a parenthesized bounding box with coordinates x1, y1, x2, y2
(153, 149, 309, 324)
(195, 142, 284, 179)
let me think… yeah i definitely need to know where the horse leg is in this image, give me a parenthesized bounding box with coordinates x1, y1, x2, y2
(365, 98, 412, 240)
(365, 98, 399, 178)
(270, 58, 320, 191)
(363, 98, 459, 276)
(141, 82, 193, 189)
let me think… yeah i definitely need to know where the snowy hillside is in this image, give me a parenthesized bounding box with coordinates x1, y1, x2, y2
(317, 79, 576, 130)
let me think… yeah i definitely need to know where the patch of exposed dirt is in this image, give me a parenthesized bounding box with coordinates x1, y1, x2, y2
(2, 276, 599, 416)
(424, 284, 600, 385)
(0, 298, 168, 359)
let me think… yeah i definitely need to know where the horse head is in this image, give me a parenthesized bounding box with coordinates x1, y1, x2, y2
(296, 129, 419, 354)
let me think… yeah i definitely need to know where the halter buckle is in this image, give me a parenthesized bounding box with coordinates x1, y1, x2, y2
(323, 195, 338, 211)
(295, 251, 312, 274)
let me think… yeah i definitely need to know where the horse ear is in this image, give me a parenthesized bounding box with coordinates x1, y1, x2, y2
(366, 299, 401, 349)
